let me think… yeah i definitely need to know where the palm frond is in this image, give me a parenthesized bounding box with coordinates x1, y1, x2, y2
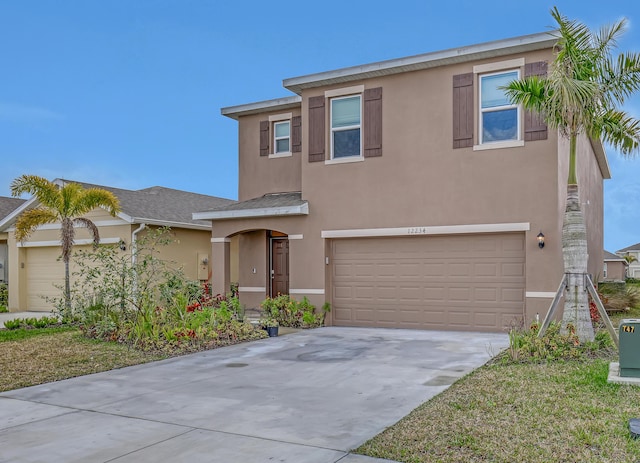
(77, 189, 121, 216)
(13, 208, 59, 242)
(74, 217, 101, 247)
(10, 175, 60, 208)
(595, 109, 640, 155)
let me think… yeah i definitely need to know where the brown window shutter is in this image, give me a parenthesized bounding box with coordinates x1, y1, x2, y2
(364, 87, 382, 157)
(259, 120, 269, 156)
(292, 115, 302, 153)
(452, 73, 474, 149)
(524, 61, 548, 141)
(308, 96, 325, 162)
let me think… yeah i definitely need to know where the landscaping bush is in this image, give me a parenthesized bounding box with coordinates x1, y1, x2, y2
(598, 282, 640, 313)
(0, 282, 7, 310)
(64, 227, 266, 353)
(3, 316, 61, 330)
(502, 321, 615, 364)
(260, 295, 329, 328)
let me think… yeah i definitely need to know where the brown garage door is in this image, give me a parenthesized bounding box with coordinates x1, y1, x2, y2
(331, 233, 525, 332)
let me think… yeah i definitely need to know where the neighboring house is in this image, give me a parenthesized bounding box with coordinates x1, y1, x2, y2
(194, 31, 608, 333)
(603, 250, 626, 282)
(0, 180, 235, 312)
(616, 242, 640, 278)
(0, 197, 27, 284)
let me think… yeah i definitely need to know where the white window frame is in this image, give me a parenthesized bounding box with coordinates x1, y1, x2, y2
(329, 94, 362, 161)
(273, 120, 291, 155)
(268, 112, 292, 158)
(473, 58, 525, 151)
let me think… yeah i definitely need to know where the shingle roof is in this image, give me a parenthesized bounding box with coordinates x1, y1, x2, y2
(68, 181, 235, 228)
(616, 242, 640, 253)
(604, 250, 625, 261)
(193, 192, 308, 220)
(0, 180, 235, 230)
(0, 197, 26, 220)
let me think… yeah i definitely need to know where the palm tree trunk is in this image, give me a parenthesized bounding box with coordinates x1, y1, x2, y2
(64, 259, 71, 314)
(562, 183, 594, 342)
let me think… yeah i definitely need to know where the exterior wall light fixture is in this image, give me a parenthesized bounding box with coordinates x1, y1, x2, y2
(537, 232, 545, 249)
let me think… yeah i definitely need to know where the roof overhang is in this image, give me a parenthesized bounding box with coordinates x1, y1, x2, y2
(221, 95, 302, 120)
(590, 137, 611, 180)
(283, 31, 558, 94)
(193, 203, 309, 221)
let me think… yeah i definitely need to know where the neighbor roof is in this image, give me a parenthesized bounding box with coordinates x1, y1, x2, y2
(604, 250, 625, 261)
(0, 197, 27, 221)
(193, 192, 308, 220)
(617, 242, 640, 253)
(0, 180, 235, 231)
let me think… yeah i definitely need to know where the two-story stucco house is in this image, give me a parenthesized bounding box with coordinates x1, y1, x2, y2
(616, 243, 640, 278)
(195, 31, 609, 333)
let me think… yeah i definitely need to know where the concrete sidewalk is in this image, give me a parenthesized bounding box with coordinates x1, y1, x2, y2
(0, 327, 508, 462)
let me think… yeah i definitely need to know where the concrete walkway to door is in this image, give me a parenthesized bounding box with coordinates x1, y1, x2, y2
(0, 327, 509, 462)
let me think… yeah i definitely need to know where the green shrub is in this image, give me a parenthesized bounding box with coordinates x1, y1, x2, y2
(3, 316, 60, 330)
(0, 283, 7, 307)
(260, 295, 329, 328)
(503, 321, 614, 364)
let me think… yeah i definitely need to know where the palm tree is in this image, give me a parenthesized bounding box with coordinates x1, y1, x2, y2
(11, 175, 121, 313)
(623, 254, 638, 265)
(505, 8, 640, 341)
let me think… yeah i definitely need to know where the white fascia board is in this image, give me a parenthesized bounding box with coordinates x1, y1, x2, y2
(129, 218, 211, 230)
(590, 137, 611, 180)
(193, 203, 309, 221)
(0, 196, 38, 231)
(17, 237, 123, 248)
(284, 31, 557, 94)
(321, 223, 530, 239)
(221, 96, 302, 120)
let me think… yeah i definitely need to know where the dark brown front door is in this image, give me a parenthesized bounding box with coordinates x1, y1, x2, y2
(270, 238, 289, 296)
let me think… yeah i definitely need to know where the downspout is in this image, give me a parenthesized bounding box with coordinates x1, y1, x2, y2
(131, 223, 146, 298)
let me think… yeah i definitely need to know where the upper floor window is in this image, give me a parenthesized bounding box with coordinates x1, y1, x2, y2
(479, 70, 520, 144)
(331, 95, 361, 159)
(274, 121, 290, 154)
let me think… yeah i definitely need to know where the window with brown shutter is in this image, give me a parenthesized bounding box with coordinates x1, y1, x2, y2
(453, 73, 474, 149)
(308, 96, 325, 162)
(292, 115, 302, 153)
(259, 120, 269, 156)
(524, 61, 548, 141)
(364, 87, 382, 157)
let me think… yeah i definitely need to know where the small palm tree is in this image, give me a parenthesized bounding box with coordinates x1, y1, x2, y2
(505, 8, 640, 341)
(623, 254, 638, 265)
(11, 175, 121, 313)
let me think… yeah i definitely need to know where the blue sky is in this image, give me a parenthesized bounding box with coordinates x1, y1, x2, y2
(2, 1, 640, 252)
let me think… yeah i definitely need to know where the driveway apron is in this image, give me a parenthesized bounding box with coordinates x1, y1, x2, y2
(0, 327, 508, 462)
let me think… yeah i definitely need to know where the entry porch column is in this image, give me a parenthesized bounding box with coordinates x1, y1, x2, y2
(211, 237, 230, 297)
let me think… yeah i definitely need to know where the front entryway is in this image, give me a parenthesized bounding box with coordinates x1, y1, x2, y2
(270, 236, 289, 296)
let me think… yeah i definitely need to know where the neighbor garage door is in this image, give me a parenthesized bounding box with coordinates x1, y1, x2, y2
(331, 233, 525, 332)
(26, 247, 65, 312)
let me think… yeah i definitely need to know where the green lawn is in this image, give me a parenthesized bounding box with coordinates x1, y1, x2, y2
(356, 356, 640, 463)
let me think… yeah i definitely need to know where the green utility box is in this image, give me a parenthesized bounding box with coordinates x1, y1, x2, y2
(620, 319, 640, 378)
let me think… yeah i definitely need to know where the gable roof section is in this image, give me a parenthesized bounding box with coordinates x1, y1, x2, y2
(604, 250, 625, 262)
(283, 31, 558, 94)
(0, 197, 27, 221)
(617, 242, 640, 253)
(193, 192, 308, 220)
(0, 180, 235, 231)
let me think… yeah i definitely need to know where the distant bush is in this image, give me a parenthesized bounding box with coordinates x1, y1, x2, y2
(0, 283, 7, 307)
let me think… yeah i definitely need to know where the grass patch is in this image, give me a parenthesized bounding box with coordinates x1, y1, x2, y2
(356, 355, 640, 463)
(0, 329, 167, 392)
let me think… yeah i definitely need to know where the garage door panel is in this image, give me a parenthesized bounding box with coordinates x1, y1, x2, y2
(331, 233, 525, 332)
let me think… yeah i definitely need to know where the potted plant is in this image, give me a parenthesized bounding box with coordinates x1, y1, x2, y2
(263, 317, 279, 337)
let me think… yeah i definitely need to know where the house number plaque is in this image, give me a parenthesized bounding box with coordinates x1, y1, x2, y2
(408, 227, 428, 235)
(622, 325, 635, 333)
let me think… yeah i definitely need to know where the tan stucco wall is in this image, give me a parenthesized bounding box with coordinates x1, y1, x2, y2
(603, 261, 626, 281)
(6, 209, 215, 311)
(238, 108, 302, 201)
(215, 46, 606, 325)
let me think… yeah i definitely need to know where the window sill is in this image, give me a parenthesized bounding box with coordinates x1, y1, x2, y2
(324, 156, 364, 165)
(473, 140, 524, 151)
(268, 152, 292, 159)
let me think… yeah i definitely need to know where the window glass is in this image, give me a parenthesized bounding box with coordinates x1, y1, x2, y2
(480, 70, 519, 144)
(274, 121, 290, 154)
(331, 95, 361, 158)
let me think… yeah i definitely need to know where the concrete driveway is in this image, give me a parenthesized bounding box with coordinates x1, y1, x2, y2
(0, 327, 508, 462)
